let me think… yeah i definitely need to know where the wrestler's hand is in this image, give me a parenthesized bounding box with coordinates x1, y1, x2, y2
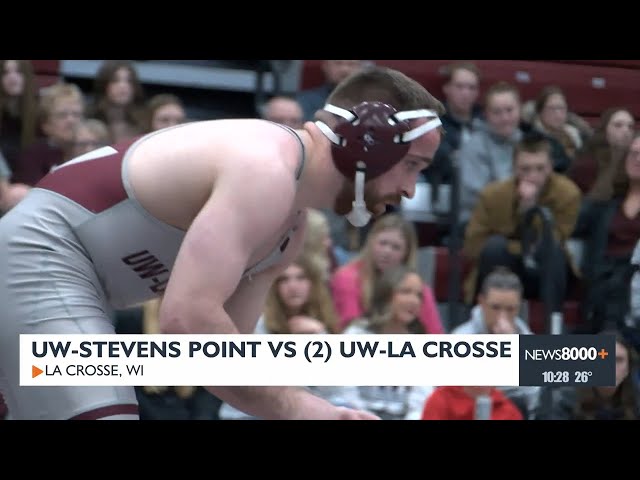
(288, 315, 327, 334)
(334, 406, 380, 420)
(290, 389, 380, 420)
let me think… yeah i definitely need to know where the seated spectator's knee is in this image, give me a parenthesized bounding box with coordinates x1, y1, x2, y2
(480, 235, 509, 259)
(542, 241, 568, 268)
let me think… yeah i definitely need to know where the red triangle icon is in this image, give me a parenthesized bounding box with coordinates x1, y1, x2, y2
(32, 365, 43, 378)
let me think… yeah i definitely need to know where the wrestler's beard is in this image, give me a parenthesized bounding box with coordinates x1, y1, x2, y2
(332, 181, 401, 217)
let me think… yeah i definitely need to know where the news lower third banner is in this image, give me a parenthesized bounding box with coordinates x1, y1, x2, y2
(19, 334, 616, 387)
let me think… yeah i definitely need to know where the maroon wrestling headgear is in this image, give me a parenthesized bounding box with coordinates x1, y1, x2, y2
(315, 101, 441, 227)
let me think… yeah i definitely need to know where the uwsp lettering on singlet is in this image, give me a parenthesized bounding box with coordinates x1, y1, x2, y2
(121, 250, 170, 294)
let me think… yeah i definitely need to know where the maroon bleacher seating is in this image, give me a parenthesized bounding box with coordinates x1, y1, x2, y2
(30, 60, 60, 75)
(554, 60, 640, 70)
(526, 299, 582, 334)
(300, 60, 640, 120)
(414, 222, 443, 248)
(432, 246, 472, 303)
(30, 60, 60, 89)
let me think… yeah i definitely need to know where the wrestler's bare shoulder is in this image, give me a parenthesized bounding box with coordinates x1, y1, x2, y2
(126, 119, 303, 230)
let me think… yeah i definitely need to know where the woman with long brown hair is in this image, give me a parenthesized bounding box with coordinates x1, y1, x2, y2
(568, 106, 635, 195)
(574, 132, 640, 333)
(86, 60, 147, 143)
(0, 60, 39, 171)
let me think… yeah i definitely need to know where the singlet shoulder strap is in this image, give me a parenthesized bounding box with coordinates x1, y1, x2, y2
(269, 122, 306, 180)
(241, 122, 305, 281)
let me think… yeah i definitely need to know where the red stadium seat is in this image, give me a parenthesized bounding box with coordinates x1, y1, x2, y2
(29, 60, 61, 90)
(299, 60, 640, 120)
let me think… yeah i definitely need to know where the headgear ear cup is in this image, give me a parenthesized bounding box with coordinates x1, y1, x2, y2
(329, 102, 412, 181)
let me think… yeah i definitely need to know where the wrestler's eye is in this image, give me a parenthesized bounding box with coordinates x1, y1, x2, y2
(405, 159, 422, 172)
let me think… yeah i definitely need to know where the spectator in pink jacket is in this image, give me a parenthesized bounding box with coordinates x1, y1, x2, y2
(330, 213, 443, 333)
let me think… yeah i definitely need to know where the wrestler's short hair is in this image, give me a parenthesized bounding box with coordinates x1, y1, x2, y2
(324, 66, 445, 120)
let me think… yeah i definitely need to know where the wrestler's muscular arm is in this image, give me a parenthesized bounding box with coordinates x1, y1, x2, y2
(159, 156, 376, 420)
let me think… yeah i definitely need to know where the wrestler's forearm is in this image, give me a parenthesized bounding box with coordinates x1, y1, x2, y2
(160, 303, 339, 419)
(160, 300, 240, 335)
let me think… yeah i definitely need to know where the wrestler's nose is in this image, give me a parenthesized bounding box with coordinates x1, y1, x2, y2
(400, 181, 416, 199)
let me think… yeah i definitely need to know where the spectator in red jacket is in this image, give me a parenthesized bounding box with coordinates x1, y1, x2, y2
(422, 386, 524, 420)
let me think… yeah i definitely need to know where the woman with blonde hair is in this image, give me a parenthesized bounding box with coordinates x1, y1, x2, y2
(12, 81, 85, 186)
(260, 252, 339, 335)
(330, 213, 443, 333)
(301, 208, 337, 282)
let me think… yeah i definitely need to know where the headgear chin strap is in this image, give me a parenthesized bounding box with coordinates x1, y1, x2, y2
(315, 101, 442, 227)
(344, 169, 371, 227)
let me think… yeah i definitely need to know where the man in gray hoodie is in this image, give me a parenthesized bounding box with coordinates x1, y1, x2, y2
(458, 82, 523, 224)
(452, 267, 540, 418)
